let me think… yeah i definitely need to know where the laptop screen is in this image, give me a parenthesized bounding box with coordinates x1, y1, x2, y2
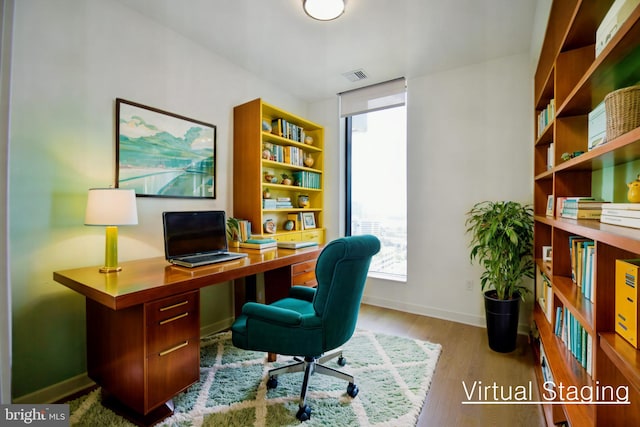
(163, 210, 228, 259)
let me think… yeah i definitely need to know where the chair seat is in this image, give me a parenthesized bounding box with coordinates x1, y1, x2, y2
(230, 235, 381, 421)
(231, 296, 323, 356)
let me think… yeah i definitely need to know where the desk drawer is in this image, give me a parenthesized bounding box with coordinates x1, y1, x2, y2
(147, 338, 199, 411)
(146, 291, 199, 356)
(301, 229, 324, 243)
(292, 259, 317, 287)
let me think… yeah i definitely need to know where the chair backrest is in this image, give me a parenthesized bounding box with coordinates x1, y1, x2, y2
(313, 235, 381, 351)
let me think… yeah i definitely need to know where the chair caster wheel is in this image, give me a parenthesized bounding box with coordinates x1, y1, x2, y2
(337, 356, 347, 366)
(347, 382, 359, 398)
(267, 376, 278, 389)
(296, 404, 311, 421)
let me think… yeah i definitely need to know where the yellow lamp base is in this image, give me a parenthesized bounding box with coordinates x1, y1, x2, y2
(100, 226, 121, 274)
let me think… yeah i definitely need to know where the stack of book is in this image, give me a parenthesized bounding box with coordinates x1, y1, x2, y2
(292, 171, 321, 189)
(276, 197, 293, 209)
(555, 307, 593, 376)
(232, 219, 252, 243)
(569, 236, 595, 302)
(537, 99, 555, 137)
(263, 198, 277, 209)
(557, 197, 607, 219)
(600, 203, 640, 229)
(239, 237, 277, 251)
(271, 118, 306, 143)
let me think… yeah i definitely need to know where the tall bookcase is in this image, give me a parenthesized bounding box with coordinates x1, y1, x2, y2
(533, 1, 640, 426)
(233, 98, 325, 243)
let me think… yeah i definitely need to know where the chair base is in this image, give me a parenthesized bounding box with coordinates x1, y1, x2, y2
(267, 348, 359, 421)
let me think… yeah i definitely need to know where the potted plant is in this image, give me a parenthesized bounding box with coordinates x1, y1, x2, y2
(465, 201, 534, 353)
(226, 217, 241, 247)
(281, 174, 292, 185)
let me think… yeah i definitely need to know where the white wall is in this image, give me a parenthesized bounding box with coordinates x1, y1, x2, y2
(0, 0, 14, 405)
(8, 0, 307, 400)
(312, 53, 534, 329)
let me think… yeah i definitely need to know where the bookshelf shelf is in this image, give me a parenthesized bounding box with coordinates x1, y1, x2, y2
(534, 305, 595, 426)
(533, 2, 640, 425)
(234, 98, 325, 244)
(552, 274, 595, 335)
(262, 159, 323, 174)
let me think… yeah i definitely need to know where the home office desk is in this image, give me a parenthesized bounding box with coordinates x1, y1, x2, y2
(53, 246, 321, 425)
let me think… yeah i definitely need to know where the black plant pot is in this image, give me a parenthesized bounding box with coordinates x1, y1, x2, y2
(484, 290, 520, 353)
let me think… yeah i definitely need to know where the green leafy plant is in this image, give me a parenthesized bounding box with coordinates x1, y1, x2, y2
(465, 201, 534, 300)
(226, 217, 240, 242)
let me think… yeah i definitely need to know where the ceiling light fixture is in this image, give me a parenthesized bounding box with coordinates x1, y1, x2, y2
(303, 0, 345, 21)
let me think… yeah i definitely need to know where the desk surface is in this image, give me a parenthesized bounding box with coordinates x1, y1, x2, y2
(53, 247, 321, 310)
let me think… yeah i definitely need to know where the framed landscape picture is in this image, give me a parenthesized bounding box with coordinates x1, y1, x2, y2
(302, 212, 316, 229)
(116, 98, 216, 198)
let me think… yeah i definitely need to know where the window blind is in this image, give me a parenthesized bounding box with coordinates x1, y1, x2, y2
(339, 77, 406, 118)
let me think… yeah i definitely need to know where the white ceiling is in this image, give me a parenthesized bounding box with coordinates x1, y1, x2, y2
(117, 0, 541, 103)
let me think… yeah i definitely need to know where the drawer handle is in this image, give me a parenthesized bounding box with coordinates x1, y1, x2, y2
(159, 312, 189, 325)
(618, 322, 628, 331)
(159, 341, 189, 356)
(627, 297, 634, 303)
(160, 300, 189, 311)
(618, 313, 627, 321)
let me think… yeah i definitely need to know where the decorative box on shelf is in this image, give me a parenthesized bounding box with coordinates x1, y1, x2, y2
(588, 101, 606, 150)
(596, 0, 640, 57)
(615, 259, 640, 348)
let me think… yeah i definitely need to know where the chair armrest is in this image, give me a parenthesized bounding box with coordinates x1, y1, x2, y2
(242, 302, 302, 325)
(289, 286, 316, 302)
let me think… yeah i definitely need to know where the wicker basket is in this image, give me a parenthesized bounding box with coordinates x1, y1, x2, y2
(604, 85, 640, 140)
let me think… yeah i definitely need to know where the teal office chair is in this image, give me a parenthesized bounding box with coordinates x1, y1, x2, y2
(231, 235, 381, 421)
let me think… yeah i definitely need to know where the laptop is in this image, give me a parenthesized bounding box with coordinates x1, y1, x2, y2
(162, 210, 248, 268)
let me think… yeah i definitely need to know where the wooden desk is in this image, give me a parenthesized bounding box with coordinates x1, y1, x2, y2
(53, 247, 321, 425)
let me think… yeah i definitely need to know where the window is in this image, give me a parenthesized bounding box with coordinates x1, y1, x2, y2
(341, 79, 407, 281)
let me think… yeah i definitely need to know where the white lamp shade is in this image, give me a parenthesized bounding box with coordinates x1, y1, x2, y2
(85, 188, 138, 226)
(303, 0, 345, 21)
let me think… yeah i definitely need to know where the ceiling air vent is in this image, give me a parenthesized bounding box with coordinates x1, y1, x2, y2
(342, 69, 368, 82)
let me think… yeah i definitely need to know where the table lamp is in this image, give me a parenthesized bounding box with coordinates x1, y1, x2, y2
(84, 188, 138, 273)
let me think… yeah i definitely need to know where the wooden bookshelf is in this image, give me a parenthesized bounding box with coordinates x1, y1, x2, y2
(533, 1, 640, 426)
(233, 98, 325, 243)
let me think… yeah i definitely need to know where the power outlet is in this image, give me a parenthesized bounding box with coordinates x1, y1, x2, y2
(465, 280, 473, 291)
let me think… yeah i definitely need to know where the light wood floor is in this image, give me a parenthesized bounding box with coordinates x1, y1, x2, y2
(356, 304, 545, 427)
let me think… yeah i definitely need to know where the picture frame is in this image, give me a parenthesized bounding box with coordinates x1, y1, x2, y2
(542, 246, 552, 262)
(546, 195, 554, 216)
(302, 212, 316, 229)
(116, 98, 216, 198)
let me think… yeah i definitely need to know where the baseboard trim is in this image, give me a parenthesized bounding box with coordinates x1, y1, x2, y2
(13, 373, 95, 404)
(361, 295, 531, 335)
(200, 317, 234, 337)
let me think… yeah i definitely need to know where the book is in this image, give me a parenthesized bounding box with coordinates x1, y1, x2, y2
(277, 241, 318, 249)
(600, 214, 640, 229)
(603, 203, 640, 211)
(554, 306, 563, 336)
(560, 208, 602, 219)
(239, 243, 277, 250)
(569, 236, 590, 284)
(601, 207, 640, 219)
(562, 199, 605, 209)
(239, 238, 277, 250)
